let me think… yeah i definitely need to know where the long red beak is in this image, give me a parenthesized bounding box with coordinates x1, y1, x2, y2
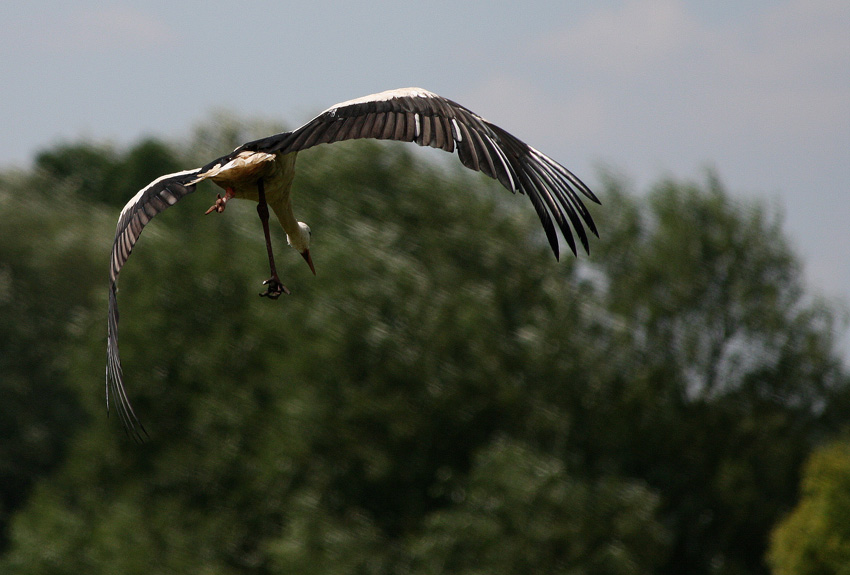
(301, 250, 316, 275)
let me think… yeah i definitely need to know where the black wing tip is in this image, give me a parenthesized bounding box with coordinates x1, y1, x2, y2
(107, 283, 149, 443)
(106, 403, 149, 443)
(127, 421, 150, 443)
(583, 185, 602, 205)
(587, 215, 600, 239)
(106, 362, 149, 442)
(106, 363, 150, 442)
(551, 237, 562, 260)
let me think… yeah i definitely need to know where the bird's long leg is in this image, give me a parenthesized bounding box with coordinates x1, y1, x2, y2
(256, 178, 290, 299)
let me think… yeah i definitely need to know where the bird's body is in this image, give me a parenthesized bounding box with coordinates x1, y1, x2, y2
(198, 150, 303, 247)
(204, 150, 283, 199)
(107, 87, 601, 439)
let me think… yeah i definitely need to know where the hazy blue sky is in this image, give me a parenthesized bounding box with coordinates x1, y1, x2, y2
(4, 0, 849, 344)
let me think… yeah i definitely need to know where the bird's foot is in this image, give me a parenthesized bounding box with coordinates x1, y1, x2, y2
(204, 194, 228, 215)
(259, 275, 290, 299)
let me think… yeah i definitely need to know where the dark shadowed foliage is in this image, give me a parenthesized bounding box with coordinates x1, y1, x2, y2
(0, 120, 847, 575)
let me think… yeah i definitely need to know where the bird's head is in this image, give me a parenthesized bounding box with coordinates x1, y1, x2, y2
(287, 221, 315, 275)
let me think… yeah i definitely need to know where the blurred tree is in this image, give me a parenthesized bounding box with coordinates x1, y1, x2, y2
(115, 138, 184, 203)
(0, 121, 846, 575)
(0, 136, 188, 552)
(0, 176, 108, 550)
(34, 138, 182, 207)
(34, 142, 120, 204)
(585, 173, 850, 574)
(403, 438, 668, 575)
(767, 440, 850, 575)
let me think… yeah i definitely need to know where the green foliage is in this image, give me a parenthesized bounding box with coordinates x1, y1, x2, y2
(405, 438, 668, 575)
(34, 138, 182, 206)
(0, 121, 847, 575)
(587, 172, 849, 574)
(767, 440, 850, 575)
(0, 180, 108, 549)
(34, 142, 120, 203)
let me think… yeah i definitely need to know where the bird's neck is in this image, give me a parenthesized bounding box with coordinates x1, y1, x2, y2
(263, 153, 302, 244)
(274, 202, 301, 245)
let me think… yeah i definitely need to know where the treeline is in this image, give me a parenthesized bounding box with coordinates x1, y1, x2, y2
(1, 117, 848, 574)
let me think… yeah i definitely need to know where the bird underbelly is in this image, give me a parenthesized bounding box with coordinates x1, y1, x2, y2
(206, 151, 298, 203)
(208, 152, 275, 198)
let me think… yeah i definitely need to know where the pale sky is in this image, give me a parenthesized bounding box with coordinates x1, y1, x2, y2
(4, 0, 849, 351)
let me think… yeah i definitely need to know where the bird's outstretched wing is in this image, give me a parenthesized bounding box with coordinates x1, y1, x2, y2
(107, 168, 201, 440)
(107, 88, 600, 438)
(237, 87, 600, 258)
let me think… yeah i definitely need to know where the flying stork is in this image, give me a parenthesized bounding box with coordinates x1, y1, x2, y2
(107, 87, 601, 438)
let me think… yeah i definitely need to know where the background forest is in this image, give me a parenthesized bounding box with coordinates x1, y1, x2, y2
(1, 117, 849, 575)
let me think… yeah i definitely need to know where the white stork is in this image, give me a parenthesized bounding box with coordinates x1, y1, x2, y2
(107, 87, 600, 438)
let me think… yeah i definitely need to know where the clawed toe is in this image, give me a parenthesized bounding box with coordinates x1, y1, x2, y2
(259, 276, 290, 299)
(204, 194, 228, 215)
